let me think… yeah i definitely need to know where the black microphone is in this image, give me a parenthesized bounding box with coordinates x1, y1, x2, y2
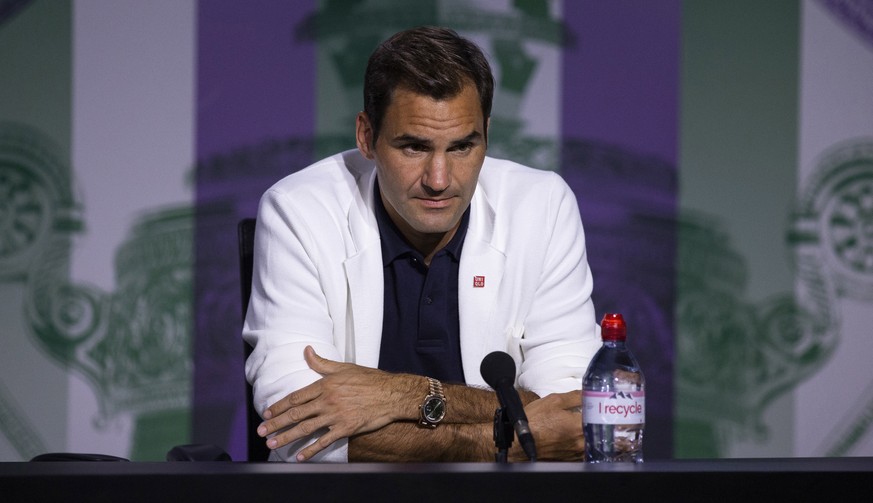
(480, 351, 537, 461)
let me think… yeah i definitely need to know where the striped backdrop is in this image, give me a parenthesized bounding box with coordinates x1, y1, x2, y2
(1, 0, 871, 461)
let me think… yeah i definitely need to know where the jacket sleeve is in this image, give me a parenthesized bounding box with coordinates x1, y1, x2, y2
(243, 187, 349, 462)
(515, 173, 601, 397)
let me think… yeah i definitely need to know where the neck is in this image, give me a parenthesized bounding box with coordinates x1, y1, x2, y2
(415, 228, 457, 267)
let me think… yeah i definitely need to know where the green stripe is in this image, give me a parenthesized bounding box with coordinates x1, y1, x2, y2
(675, 0, 800, 458)
(0, 0, 71, 153)
(0, 0, 72, 460)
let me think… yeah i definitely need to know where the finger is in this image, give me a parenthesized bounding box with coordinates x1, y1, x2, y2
(263, 379, 325, 420)
(296, 427, 345, 462)
(303, 345, 343, 374)
(259, 400, 320, 437)
(267, 414, 336, 451)
(551, 389, 582, 409)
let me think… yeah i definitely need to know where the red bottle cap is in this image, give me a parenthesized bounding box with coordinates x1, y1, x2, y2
(601, 313, 627, 341)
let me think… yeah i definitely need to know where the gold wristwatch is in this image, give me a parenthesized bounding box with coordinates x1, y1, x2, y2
(418, 377, 446, 428)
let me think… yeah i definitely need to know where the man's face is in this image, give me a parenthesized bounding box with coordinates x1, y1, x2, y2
(356, 84, 487, 254)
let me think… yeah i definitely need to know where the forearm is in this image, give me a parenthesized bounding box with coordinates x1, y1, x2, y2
(348, 421, 494, 462)
(440, 382, 538, 421)
(257, 348, 544, 462)
(348, 383, 539, 462)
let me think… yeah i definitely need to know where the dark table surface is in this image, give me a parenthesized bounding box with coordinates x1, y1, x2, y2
(3, 457, 872, 502)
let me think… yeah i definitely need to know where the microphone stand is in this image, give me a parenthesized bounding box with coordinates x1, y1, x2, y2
(492, 407, 514, 463)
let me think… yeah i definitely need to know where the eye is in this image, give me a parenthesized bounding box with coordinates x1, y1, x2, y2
(401, 143, 428, 154)
(450, 142, 474, 154)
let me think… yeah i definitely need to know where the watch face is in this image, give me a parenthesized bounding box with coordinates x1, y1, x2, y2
(423, 396, 446, 423)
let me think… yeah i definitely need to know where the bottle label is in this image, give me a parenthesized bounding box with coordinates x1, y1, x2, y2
(583, 390, 645, 425)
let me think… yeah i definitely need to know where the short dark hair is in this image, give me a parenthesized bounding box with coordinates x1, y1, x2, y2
(363, 26, 494, 143)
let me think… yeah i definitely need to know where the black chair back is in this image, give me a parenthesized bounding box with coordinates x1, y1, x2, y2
(238, 218, 270, 461)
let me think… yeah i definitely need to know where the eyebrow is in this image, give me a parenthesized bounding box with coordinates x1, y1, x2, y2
(390, 131, 483, 147)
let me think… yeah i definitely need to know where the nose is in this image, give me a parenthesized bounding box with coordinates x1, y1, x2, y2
(423, 153, 450, 193)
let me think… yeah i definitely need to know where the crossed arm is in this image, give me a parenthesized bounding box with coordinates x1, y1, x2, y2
(257, 346, 585, 462)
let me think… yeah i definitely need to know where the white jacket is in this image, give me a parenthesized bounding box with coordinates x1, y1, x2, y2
(244, 149, 600, 462)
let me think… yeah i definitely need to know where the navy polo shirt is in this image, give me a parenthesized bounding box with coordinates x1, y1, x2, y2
(374, 180, 469, 384)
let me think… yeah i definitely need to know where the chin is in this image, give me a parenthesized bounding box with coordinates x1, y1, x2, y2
(407, 212, 458, 232)
(410, 220, 457, 235)
(413, 225, 454, 235)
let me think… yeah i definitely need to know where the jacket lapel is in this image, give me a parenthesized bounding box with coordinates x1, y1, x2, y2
(344, 247, 383, 367)
(458, 187, 506, 384)
(343, 163, 383, 368)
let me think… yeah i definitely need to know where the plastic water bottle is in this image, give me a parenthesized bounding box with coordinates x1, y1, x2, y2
(582, 313, 645, 463)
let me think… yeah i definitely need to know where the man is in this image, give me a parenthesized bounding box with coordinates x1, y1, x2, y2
(244, 26, 600, 462)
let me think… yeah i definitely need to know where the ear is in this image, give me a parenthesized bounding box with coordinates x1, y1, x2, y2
(356, 112, 375, 159)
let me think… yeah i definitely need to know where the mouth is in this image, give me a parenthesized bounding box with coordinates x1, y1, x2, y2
(417, 197, 453, 209)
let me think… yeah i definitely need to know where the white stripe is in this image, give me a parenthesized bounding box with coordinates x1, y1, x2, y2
(69, 0, 196, 457)
(794, 0, 873, 457)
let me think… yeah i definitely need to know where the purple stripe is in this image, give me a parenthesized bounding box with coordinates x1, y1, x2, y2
(562, 1, 680, 163)
(194, 0, 316, 460)
(562, 0, 681, 459)
(196, 1, 316, 159)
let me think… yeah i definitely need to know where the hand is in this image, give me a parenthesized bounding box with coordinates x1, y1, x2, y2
(258, 346, 418, 461)
(517, 390, 585, 461)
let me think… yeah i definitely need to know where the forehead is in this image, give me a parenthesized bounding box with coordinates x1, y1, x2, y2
(381, 85, 484, 137)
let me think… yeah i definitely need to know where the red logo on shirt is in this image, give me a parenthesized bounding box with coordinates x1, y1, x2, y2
(473, 276, 485, 288)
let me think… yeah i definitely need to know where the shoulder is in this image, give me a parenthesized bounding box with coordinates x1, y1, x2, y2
(262, 149, 373, 210)
(477, 156, 575, 208)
